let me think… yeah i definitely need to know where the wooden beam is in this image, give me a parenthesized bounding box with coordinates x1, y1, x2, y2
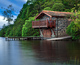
(57, 18, 58, 37)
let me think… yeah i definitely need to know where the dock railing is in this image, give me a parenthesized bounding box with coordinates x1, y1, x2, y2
(32, 20, 56, 28)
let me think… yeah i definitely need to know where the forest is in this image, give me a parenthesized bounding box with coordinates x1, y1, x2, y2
(0, 0, 80, 39)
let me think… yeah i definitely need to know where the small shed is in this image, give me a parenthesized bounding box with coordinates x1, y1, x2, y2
(32, 10, 72, 38)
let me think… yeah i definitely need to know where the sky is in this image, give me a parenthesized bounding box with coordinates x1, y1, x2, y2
(0, 0, 27, 28)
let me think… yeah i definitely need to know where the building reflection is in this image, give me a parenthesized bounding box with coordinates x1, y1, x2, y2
(32, 40, 70, 62)
(19, 40, 80, 64)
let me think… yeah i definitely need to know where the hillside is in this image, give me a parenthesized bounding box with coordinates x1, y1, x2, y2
(0, 0, 80, 37)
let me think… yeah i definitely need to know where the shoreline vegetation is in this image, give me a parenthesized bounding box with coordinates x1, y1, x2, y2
(0, 0, 80, 40)
(66, 11, 80, 40)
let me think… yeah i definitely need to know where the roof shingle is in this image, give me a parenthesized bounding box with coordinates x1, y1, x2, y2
(35, 10, 72, 19)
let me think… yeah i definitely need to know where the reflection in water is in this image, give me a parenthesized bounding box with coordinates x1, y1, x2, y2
(32, 40, 80, 65)
(32, 41, 69, 62)
(0, 37, 80, 65)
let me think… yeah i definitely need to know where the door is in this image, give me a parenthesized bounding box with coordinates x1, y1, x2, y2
(43, 29, 52, 38)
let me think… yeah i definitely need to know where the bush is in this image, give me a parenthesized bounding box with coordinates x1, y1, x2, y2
(22, 17, 39, 37)
(43, 7, 52, 10)
(52, 3, 65, 11)
(66, 11, 80, 39)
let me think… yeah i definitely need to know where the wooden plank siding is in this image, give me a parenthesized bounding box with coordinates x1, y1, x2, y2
(32, 20, 56, 28)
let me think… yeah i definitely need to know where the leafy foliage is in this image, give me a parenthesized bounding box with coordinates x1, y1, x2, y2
(62, 0, 80, 11)
(1, 5, 14, 25)
(43, 7, 52, 10)
(22, 17, 39, 37)
(66, 11, 80, 39)
(52, 3, 65, 11)
(0, 26, 8, 37)
(5, 25, 13, 37)
(10, 18, 25, 36)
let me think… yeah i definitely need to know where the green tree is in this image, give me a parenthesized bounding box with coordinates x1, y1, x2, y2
(0, 26, 8, 37)
(4, 24, 13, 37)
(22, 17, 39, 37)
(43, 7, 52, 10)
(11, 18, 24, 36)
(1, 5, 14, 25)
(66, 11, 80, 39)
(62, 0, 80, 11)
(52, 3, 65, 11)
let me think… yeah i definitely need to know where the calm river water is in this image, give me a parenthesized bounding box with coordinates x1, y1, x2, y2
(0, 37, 80, 65)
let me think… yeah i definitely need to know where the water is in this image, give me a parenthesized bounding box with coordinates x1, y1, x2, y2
(0, 37, 80, 65)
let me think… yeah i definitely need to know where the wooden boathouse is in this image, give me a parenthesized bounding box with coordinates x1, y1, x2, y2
(32, 10, 72, 38)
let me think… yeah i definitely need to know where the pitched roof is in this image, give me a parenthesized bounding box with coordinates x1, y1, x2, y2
(35, 10, 72, 19)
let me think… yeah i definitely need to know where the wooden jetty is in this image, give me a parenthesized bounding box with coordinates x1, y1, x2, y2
(5, 37, 43, 41)
(46, 36, 72, 41)
(5, 36, 72, 41)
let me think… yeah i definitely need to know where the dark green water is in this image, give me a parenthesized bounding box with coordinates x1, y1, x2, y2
(0, 37, 80, 65)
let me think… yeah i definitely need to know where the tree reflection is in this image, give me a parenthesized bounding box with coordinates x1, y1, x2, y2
(21, 40, 80, 64)
(32, 40, 70, 63)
